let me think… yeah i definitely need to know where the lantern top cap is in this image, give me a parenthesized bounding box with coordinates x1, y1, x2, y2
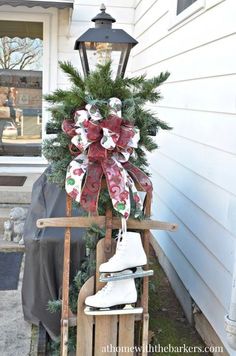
(91, 3, 116, 24)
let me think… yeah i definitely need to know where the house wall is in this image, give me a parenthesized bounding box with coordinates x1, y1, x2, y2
(131, 0, 236, 353)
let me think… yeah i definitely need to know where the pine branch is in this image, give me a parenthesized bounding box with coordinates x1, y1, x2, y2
(59, 61, 85, 89)
(155, 118, 172, 130)
(44, 89, 69, 103)
(133, 71, 170, 102)
(122, 74, 147, 88)
(47, 299, 61, 313)
(84, 61, 114, 99)
(45, 87, 85, 107)
(148, 71, 170, 87)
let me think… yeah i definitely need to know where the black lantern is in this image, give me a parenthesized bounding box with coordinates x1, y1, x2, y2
(74, 4, 138, 78)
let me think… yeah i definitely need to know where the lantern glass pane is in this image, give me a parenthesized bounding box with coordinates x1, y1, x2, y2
(84, 42, 128, 78)
(78, 44, 89, 75)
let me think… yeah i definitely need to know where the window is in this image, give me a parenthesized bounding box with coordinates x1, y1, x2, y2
(0, 8, 58, 165)
(169, 0, 205, 29)
(0, 21, 43, 156)
(177, 0, 198, 15)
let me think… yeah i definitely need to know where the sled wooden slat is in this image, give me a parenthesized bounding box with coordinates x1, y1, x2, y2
(70, 313, 142, 327)
(76, 276, 94, 356)
(118, 315, 135, 355)
(95, 237, 118, 356)
(95, 316, 117, 356)
(61, 195, 72, 356)
(37, 216, 177, 232)
(141, 230, 150, 315)
(142, 313, 149, 356)
(95, 238, 116, 291)
(141, 191, 152, 356)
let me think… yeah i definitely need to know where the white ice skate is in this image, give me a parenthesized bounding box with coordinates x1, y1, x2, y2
(84, 270, 143, 315)
(99, 226, 153, 282)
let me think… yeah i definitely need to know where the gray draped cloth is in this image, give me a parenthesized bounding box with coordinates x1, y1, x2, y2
(21, 168, 86, 339)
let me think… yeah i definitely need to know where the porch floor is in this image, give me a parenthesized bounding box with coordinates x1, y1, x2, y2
(0, 250, 32, 356)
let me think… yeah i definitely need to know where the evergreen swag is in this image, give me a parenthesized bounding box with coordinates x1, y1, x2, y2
(43, 61, 171, 354)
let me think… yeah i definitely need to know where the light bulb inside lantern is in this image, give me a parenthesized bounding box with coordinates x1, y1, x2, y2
(83, 41, 129, 78)
(95, 42, 112, 65)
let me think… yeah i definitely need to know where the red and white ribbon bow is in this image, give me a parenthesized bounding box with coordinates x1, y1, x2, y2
(63, 97, 152, 218)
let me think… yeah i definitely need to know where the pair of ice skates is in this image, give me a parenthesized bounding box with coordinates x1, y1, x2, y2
(84, 226, 153, 315)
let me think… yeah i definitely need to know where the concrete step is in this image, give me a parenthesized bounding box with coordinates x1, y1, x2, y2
(0, 238, 25, 252)
(0, 173, 40, 204)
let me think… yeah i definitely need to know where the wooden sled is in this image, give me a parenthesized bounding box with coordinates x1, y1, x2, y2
(37, 184, 177, 356)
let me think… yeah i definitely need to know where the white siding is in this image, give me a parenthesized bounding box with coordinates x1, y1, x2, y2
(132, 0, 236, 353)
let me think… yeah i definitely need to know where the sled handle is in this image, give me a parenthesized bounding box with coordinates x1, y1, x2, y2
(37, 216, 178, 231)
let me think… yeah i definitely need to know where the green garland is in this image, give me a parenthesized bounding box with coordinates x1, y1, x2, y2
(43, 61, 170, 186)
(43, 61, 171, 353)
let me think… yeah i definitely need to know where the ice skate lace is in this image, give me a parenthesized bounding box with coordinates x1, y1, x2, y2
(109, 217, 127, 261)
(97, 282, 114, 295)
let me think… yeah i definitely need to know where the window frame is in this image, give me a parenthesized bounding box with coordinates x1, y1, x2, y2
(169, 0, 206, 29)
(0, 5, 58, 166)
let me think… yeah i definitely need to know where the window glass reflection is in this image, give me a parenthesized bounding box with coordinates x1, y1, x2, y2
(0, 24, 43, 157)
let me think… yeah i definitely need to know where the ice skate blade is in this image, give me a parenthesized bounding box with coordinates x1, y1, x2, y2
(84, 305, 143, 316)
(100, 269, 154, 282)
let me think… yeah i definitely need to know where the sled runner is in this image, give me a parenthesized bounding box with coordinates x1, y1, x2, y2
(99, 266, 154, 282)
(84, 305, 143, 316)
(37, 183, 177, 356)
